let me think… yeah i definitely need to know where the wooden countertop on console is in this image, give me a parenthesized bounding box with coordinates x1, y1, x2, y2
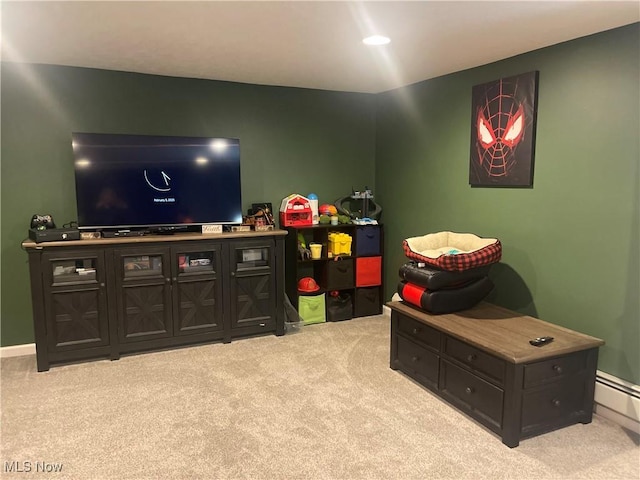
(22, 229, 288, 249)
(388, 301, 604, 364)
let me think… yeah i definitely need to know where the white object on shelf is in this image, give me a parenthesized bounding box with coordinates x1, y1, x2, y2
(308, 194, 319, 225)
(202, 224, 223, 234)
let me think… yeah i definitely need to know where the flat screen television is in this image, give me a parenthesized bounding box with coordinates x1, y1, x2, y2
(72, 132, 243, 231)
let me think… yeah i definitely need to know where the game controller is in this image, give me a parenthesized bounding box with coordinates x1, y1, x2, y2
(30, 214, 56, 230)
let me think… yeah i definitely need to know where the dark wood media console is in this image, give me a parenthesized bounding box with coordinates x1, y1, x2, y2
(388, 301, 604, 447)
(23, 230, 286, 371)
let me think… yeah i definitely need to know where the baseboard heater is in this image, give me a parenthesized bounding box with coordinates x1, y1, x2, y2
(594, 370, 640, 434)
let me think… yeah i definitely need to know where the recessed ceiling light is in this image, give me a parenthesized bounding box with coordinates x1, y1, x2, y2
(363, 35, 390, 46)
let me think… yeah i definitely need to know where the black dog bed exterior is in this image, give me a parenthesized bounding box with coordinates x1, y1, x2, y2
(398, 262, 491, 291)
(397, 276, 494, 314)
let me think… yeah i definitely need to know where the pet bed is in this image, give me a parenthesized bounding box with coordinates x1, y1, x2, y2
(397, 276, 494, 314)
(398, 262, 491, 291)
(402, 231, 501, 272)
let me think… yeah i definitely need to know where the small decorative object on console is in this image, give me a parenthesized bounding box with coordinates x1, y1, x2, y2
(229, 225, 251, 232)
(243, 203, 275, 231)
(202, 224, 223, 234)
(80, 231, 102, 240)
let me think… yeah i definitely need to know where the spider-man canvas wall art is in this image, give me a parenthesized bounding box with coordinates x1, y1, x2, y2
(469, 71, 539, 187)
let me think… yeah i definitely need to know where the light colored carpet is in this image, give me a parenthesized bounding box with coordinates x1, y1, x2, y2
(1, 315, 638, 480)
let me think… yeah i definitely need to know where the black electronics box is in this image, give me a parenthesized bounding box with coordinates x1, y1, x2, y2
(29, 228, 80, 243)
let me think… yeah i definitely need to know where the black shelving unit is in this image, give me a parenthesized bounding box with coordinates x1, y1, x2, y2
(284, 223, 384, 321)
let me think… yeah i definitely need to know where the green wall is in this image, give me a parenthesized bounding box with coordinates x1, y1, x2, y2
(0, 64, 376, 346)
(2, 24, 638, 385)
(376, 24, 639, 384)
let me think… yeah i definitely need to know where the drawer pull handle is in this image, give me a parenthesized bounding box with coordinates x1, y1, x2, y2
(467, 354, 477, 362)
(411, 356, 419, 363)
(552, 399, 561, 407)
(465, 387, 474, 395)
(412, 328, 420, 335)
(553, 365, 563, 374)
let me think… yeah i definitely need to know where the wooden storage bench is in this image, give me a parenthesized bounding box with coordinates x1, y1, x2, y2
(388, 301, 604, 447)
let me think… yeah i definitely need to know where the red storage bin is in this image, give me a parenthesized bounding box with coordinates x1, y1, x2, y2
(356, 256, 382, 287)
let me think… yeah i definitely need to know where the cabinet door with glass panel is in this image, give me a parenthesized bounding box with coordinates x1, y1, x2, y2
(41, 249, 110, 353)
(228, 239, 276, 332)
(172, 242, 224, 336)
(113, 247, 173, 343)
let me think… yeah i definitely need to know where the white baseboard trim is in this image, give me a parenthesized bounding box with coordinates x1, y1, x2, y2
(0, 343, 36, 358)
(594, 370, 640, 434)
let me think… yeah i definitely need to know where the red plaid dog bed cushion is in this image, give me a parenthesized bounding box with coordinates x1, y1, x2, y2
(402, 231, 501, 272)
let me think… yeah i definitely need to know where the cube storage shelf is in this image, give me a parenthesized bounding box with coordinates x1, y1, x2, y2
(285, 224, 384, 323)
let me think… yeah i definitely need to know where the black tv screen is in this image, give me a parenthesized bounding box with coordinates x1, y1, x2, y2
(72, 133, 242, 230)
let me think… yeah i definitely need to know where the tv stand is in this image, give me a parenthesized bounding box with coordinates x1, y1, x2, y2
(22, 230, 287, 371)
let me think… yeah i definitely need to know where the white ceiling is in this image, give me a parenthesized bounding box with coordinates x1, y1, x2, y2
(2, 1, 639, 93)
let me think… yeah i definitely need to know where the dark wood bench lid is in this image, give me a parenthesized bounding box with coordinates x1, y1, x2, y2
(388, 301, 604, 364)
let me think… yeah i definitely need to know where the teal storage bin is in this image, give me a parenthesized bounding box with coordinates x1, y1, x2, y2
(299, 293, 326, 325)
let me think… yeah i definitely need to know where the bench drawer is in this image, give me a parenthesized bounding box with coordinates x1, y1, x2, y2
(521, 376, 587, 433)
(441, 360, 504, 429)
(523, 352, 588, 388)
(444, 336, 505, 385)
(396, 335, 439, 388)
(397, 314, 440, 351)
